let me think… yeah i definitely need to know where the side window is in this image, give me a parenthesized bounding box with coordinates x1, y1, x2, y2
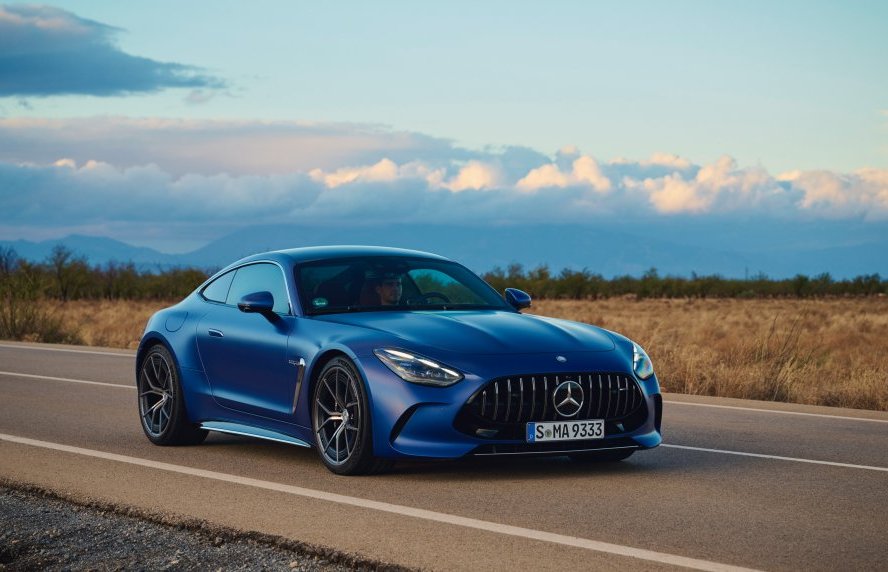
(226, 263, 291, 315)
(201, 269, 235, 303)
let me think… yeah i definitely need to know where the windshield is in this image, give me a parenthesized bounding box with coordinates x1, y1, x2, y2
(295, 256, 511, 315)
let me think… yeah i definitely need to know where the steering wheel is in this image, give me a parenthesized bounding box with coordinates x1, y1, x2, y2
(410, 291, 451, 304)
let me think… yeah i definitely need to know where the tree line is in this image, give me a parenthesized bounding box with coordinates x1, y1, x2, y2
(0, 246, 207, 302)
(1, 245, 885, 303)
(482, 264, 887, 298)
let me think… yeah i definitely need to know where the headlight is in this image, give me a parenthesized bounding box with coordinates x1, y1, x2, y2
(632, 342, 654, 380)
(374, 348, 464, 387)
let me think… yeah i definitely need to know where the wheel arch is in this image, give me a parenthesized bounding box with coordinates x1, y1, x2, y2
(135, 332, 175, 376)
(304, 346, 377, 434)
(136, 332, 208, 426)
(306, 348, 354, 404)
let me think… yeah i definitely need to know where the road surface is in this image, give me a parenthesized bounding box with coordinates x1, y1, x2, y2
(1, 341, 886, 571)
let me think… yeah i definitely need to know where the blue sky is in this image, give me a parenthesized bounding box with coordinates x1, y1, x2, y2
(0, 1, 886, 252)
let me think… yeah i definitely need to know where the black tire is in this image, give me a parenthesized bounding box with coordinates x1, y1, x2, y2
(568, 448, 635, 463)
(137, 344, 207, 446)
(311, 357, 391, 475)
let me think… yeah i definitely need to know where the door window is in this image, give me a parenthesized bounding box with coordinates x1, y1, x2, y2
(201, 269, 235, 303)
(226, 263, 291, 315)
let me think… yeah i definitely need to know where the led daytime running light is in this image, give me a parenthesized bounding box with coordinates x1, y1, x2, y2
(374, 348, 463, 387)
(633, 343, 654, 380)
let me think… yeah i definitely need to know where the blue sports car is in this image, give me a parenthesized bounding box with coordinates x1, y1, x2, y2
(137, 246, 662, 475)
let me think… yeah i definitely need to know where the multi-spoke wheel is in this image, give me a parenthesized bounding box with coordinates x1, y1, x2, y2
(137, 345, 207, 446)
(312, 357, 390, 475)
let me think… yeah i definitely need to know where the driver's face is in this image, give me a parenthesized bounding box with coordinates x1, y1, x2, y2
(376, 278, 402, 305)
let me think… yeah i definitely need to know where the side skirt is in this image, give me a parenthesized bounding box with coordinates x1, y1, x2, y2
(200, 421, 312, 448)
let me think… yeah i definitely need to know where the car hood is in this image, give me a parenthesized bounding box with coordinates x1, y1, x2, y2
(314, 310, 615, 355)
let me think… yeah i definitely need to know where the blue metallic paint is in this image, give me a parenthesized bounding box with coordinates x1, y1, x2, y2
(137, 246, 662, 462)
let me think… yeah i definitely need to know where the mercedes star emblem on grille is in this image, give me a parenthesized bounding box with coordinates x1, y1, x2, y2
(552, 380, 584, 417)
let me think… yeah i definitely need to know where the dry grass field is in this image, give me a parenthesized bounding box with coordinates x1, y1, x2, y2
(531, 298, 888, 411)
(15, 297, 888, 411)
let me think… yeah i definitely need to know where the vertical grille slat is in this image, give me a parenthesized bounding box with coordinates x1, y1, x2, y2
(541, 377, 549, 421)
(529, 377, 536, 420)
(605, 374, 613, 418)
(517, 378, 525, 423)
(615, 374, 624, 416)
(624, 376, 631, 415)
(493, 381, 499, 422)
(505, 379, 512, 423)
(596, 374, 603, 418)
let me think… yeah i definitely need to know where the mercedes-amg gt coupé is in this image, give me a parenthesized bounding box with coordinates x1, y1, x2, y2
(136, 246, 662, 474)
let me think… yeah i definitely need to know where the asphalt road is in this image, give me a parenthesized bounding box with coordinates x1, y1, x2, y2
(1, 341, 886, 571)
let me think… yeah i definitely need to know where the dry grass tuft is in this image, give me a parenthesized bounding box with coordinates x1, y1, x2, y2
(9, 298, 888, 411)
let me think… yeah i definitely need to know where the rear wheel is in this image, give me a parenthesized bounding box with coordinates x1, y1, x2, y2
(569, 449, 635, 463)
(312, 357, 391, 475)
(137, 344, 207, 446)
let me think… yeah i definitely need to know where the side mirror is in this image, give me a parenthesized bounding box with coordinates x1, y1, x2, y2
(238, 291, 275, 315)
(504, 288, 531, 311)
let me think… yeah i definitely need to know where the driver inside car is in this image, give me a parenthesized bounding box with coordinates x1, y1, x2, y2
(376, 272, 403, 306)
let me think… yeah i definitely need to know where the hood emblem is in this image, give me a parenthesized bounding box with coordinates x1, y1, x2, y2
(553, 380, 584, 417)
(556, 355, 567, 363)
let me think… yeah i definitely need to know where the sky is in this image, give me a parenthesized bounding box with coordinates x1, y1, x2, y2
(0, 1, 886, 253)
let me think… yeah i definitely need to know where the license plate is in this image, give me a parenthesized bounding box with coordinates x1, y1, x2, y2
(526, 420, 604, 442)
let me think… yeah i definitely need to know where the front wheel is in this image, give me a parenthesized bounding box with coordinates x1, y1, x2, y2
(312, 357, 390, 475)
(137, 344, 207, 446)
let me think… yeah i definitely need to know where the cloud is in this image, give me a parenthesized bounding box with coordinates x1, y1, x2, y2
(443, 161, 502, 191)
(0, 5, 223, 96)
(0, 159, 323, 227)
(0, 117, 477, 175)
(310, 158, 396, 188)
(3, 151, 886, 245)
(516, 153, 611, 194)
(778, 168, 888, 219)
(1, 117, 887, 248)
(638, 155, 775, 214)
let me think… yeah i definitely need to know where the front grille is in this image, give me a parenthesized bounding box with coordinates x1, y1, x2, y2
(454, 372, 647, 440)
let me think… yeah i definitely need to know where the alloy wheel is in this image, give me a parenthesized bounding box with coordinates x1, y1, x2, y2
(139, 352, 175, 437)
(314, 365, 361, 466)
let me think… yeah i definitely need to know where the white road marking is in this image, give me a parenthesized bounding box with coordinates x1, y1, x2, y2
(3, 370, 886, 472)
(1, 342, 884, 424)
(0, 433, 759, 572)
(664, 399, 888, 424)
(0, 370, 133, 390)
(0, 343, 134, 358)
(662, 444, 888, 473)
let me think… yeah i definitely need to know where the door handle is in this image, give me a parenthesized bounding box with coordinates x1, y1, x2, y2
(208, 328, 224, 338)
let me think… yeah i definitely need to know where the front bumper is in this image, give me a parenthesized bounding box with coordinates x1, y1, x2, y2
(355, 351, 663, 460)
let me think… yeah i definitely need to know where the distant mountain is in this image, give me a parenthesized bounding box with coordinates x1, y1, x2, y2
(3, 219, 886, 279)
(182, 223, 747, 276)
(0, 234, 177, 268)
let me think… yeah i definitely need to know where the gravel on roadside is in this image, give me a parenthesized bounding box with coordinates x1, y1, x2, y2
(0, 483, 409, 571)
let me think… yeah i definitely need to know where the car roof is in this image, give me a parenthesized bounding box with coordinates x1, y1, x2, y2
(234, 245, 451, 267)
